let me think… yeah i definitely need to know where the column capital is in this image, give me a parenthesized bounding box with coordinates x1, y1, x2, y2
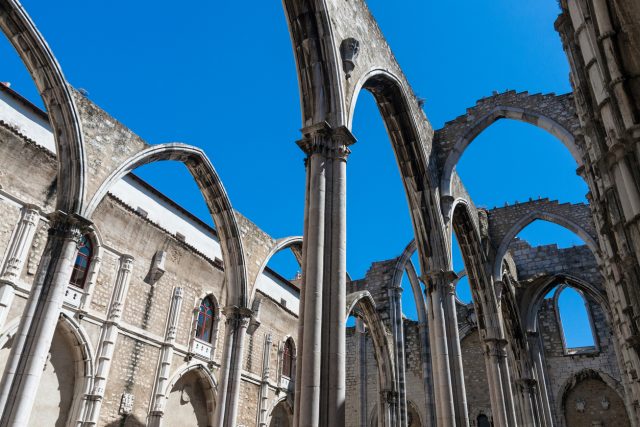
(423, 269, 458, 292)
(222, 305, 253, 329)
(484, 337, 509, 358)
(46, 211, 92, 242)
(296, 122, 356, 159)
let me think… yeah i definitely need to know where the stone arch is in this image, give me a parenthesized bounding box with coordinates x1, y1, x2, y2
(282, 0, 343, 126)
(391, 240, 427, 325)
(345, 291, 397, 427)
(266, 396, 294, 427)
(492, 210, 599, 281)
(0, 0, 86, 213)
(437, 91, 582, 199)
(406, 400, 423, 427)
(249, 236, 303, 304)
(348, 68, 447, 273)
(557, 369, 631, 427)
(0, 314, 94, 426)
(161, 363, 216, 427)
(450, 201, 492, 332)
(85, 142, 248, 308)
(520, 274, 611, 336)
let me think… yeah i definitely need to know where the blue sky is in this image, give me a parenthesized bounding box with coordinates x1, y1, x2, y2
(2, 1, 593, 345)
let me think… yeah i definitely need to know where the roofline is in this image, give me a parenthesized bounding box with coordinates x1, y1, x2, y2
(0, 83, 49, 121)
(1, 83, 300, 293)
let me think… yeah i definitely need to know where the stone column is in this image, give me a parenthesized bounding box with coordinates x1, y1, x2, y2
(0, 205, 39, 330)
(425, 271, 456, 427)
(0, 211, 90, 426)
(527, 332, 553, 427)
(84, 254, 135, 426)
(294, 123, 354, 427)
(483, 338, 517, 427)
(257, 334, 273, 427)
(212, 305, 252, 427)
(148, 286, 184, 427)
(388, 282, 408, 426)
(356, 318, 368, 427)
(442, 273, 470, 427)
(516, 378, 538, 427)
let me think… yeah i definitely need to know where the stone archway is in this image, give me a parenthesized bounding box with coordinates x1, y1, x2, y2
(0, 0, 87, 214)
(268, 399, 294, 427)
(162, 365, 216, 427)
(560, 370, 630, 427)
(437, 91, 582, 201)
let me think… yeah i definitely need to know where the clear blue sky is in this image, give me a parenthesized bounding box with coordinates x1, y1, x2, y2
(2, 1, 593, 345)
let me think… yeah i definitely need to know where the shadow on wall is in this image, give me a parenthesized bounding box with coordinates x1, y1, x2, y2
(104, 415, 146, 427)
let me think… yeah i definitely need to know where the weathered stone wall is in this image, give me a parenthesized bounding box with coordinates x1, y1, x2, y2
(0, 109, 299, 426)
(537, 297, 622, 425)
(460, 330, 492, 423)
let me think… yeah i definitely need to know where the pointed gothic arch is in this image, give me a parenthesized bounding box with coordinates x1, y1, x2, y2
(85, 142, 248, 309)
(0, 0, 86, 213)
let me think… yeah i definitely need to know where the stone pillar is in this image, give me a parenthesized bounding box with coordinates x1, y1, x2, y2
(516, 378, 538, 427)
(148, 286, 184, 427)
(356, 318, 368, 427)
(483, 338, 518, 427)
(442, 274, 470, 427)
(388, 283, 408, 426)
(84, 254, 135, 426)
(294, 123, 354, 427)
(0, 211, 90, 426)
(425, 271, 456, 427)
(0, 205, 39, 330)
(212, 305, 252, 427)
(257, 333, 273, 427)
(527, 332, 553, 427)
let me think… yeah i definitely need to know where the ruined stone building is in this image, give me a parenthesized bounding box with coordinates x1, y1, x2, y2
(0, 0, 638, 426)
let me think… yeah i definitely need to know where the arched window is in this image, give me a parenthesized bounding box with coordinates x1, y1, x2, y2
(477, 414, 491, 427)
(282, 338, 294, 379)
(195, 297, 215, 342)
(557, 286, 596, 351)
(69, 235, 93, 289)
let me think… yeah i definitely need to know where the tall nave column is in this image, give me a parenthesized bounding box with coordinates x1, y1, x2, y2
(0, 211, 90, 426)
(425, 270, 466, 427)
(294, 122, 354, 427)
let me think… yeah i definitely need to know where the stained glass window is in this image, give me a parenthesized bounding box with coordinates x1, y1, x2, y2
(196, 297, 215, 342)
(69, 235, 92, 289)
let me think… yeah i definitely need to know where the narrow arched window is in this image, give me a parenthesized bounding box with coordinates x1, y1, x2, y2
(195, 297, 215, 342)
(282, 338, 294, 379)
(557, 286, 596, 351)
(69, 235, 93, 289)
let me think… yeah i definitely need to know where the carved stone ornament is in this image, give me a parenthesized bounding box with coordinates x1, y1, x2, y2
(575, 398, 586, 413)
(340, 37, 360, 78)
(119, 392, 134, 415)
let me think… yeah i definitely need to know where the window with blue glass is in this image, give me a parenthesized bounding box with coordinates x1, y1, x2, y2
(196, 297, 215, 342)
(69, 235, 93, 289)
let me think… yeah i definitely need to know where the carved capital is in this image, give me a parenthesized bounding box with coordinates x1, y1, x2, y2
(484, 337, 509, 359)
(46, 211, 91, 243)
(222, 305, 253, 330)
(296, 122, 356, 160)
(423, 269, 458, 292)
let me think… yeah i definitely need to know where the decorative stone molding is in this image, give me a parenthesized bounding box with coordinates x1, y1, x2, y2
(296, 122, 356, 160)
(119, 392, 134, 415)
(0, 205, 39, 283)
(340, 38, 360, 79)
